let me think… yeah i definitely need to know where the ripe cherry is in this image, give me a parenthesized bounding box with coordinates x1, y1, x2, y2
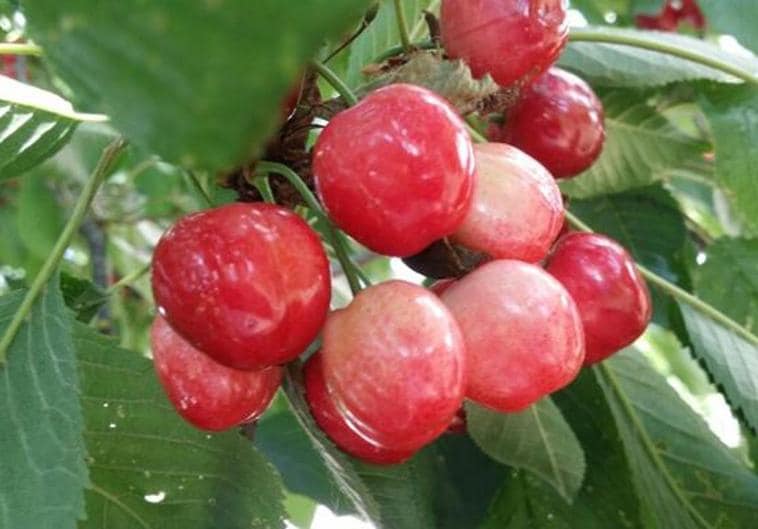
(304, 352, 414, 465)
(440, 0, 569, 87)
(451, 143, 564, 263)
(151, 316, 281, 431)
(313, 83, 475, 257)
(545, 232, 652, 364)
(152, 202, 331, 370)
(441, 260, 584, 412)
(489, 68, 605, 179)
(321, 280, 466, 451)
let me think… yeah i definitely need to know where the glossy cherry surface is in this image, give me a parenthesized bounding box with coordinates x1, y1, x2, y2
(151, 316, 281, 431)
(491, 68, 605, 179)
(152, 202, 331, 370)
(321, 280, 466, 451)
(441, 260, 584, 412)
(313, 83, 475, 257)
(452, 143, 564, 262)
(546, 233, 652, 364)
(304, 352, 414, 465)
(441, 0, 569, 87)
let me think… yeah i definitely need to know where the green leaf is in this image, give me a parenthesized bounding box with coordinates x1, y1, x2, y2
(257, 402, 355, 516)
(678, 303, 758, 431)
(559, 41, 737, 87)
(466, 398, 586, 503)
(280, 368, 381, 524)
(699, 84, 758, 234)
(560, 90, 705, 198)
(60, 272, 108, 323)
(699, 0, 758, 53)
(568, 0, 632, 24)
(345, 0, 437, 87)
(0, 282, 89, 529)
(23, 1, 373, 170)
(0, 76, 104, 181)
(74, 323, 287, 529)
(596, 349, 758, 528)
(694, 238, 758, 333)
(568, 27, 758, 85)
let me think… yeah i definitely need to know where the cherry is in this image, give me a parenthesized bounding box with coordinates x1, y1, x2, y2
(313, 83, 475, 257)
(451, 143, 564, 263)
(446, 408, 467, 435)
(545, 232, 652, 364)
(2, 55, 17, 79)
(321, 280, 466, 451)
(489, 68, 605, 179)
(441, 260, 584, 412)
(304, 352, 414, 465)
(152, 202, 331, 370)
(150, 316, 281, 431)
(635, 0, 705, 32)
(440, 0, 569, 87)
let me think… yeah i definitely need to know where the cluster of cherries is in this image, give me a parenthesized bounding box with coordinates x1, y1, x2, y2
(635, 0, 705, 32)
(149, 0, 651, 464)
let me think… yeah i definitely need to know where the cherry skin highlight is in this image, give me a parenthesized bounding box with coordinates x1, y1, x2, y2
(491, 68, 605, 179)
(441, 0, 569, 87)
(321, 280, 466, 451)
(441, 260, 585, 412)
(313, 83, 475, 257)
(451, 143, 564, 263)
(546, 232, 652, 364)
(304, 352, 414, 465)
(152, 202, 331, 370)
(150, 316, 282, 432)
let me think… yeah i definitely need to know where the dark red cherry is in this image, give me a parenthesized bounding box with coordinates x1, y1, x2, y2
(152, 202, 331, 370)
(490, 68, 605, 179)
(304, 352, 414, 465)
(452, 143, 564, 262)
(321, 281, 466, 451)
(151, 316, 281, 431)
(545, 232, 652, 364)
(442, 260, 584, 412)
(441, 0, 569, 87)
(313, 83, 475, 257)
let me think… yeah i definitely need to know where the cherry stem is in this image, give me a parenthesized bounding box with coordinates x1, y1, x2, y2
(0, 137, 127, 366)
(0, 42, 42, 56)
(393, 0, 413, 52)
(107, 262, 151, 295)
(569, 28, 758, 86)
(564, 209, 758, 345)
(252, 175, 276, 204)
(311, 60, 359, 107)
(256, 161, 368, 295)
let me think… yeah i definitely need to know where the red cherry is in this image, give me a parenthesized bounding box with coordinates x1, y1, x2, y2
(674, 0, 706, 30)
(440, 0, 569, 87)
(152, 202, 331, 370)
(446, 408, 467, 435)
(321, 280, 466, 451)
(491, 68, 605, 179)
(304, 352, 414, 465)
(150, 316, 281, 431)
(313, 83, 475, 257)
(441, 260, 584, 412)
(2, 55, 17, 78)
(545, 233, 652, 365)
(451, 143, 564, 262)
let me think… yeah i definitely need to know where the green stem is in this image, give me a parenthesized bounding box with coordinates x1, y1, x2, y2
(252, 174, 276, 204)
(0, 42, 43, 56)
(311, 60, 359, 106)
(107, 262, 150, 294)
(564, 209, 758, 345)
(569, 28, 758, 86)
(465, 119, 487, 143)
(256, 161, 366, 294)
(186, 170, 214, 207)
(393, 0, 413, 52)
(0, 138, 127, 365)
(374, 40, 436, 63)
